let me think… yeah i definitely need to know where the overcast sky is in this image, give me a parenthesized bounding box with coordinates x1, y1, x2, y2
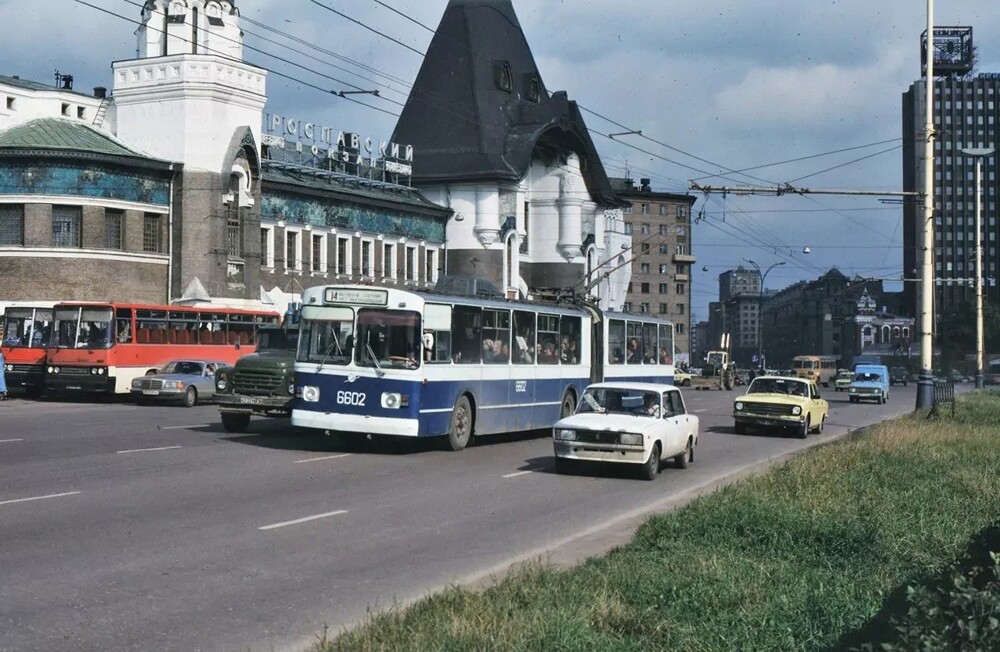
(2, 0, 998, 321)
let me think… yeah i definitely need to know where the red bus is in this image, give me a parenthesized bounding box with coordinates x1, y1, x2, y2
(2, 305, 54, 396)
(45, 302, 280, 394)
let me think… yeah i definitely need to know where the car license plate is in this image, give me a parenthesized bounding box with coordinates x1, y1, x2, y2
(239, 396, 263, 405)
(67, 386, 81, 390)
(759, 419, 777, 426)
(142, 390, 160, 396)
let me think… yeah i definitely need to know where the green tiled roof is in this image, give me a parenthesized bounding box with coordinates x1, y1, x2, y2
(0, 118, 164, 162)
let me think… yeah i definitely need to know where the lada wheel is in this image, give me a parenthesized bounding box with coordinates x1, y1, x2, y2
(641, 442, 661, 481)
(221, 413, 251, 433)
(811, 416, 825, 434)
(182, 386, 197, 408)
(798, 416, 810, 439)
(445, 395, 473, 452)
(674, 437, 693, 469)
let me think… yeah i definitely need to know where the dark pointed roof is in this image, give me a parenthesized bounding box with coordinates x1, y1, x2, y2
(391, 0, 622, 206)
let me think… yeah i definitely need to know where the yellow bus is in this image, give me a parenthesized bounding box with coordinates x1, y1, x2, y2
(791, 355, 839, 386)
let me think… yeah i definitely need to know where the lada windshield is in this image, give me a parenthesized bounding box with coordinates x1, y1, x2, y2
(54, 307, 113, 349)
(578, 387, 661, 416)
(2, 308, 51, 348)
(356, 309, 421, 370)
(747, 378, 808, 396)
(855, 372, 881, 382)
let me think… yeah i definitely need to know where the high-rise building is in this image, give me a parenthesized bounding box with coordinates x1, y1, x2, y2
(902, 74, 1000, 315)
(716, 267, 761, 366)
(612, 178, 696, 356)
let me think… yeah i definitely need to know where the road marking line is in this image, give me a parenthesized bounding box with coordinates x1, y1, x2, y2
(293, 453, 351, 464)
(0, 491, 81, 507)
(158, 424, 210, 430)
(117, 445, 183, 454)
(694, 409, 708, 413)
(0, 438, 24, 443)
(502, 470, 535, 478)
(258, 509, 348, 531)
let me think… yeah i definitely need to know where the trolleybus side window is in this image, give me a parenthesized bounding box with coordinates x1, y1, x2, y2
(356, 308, 421, 369)
(608, 319, 626, 364)
(642, 322, 658, 364)
(423, 303, 452, 363)
(626, 321, 643, 364)
(482, 308, 511, 364)
(658, 324, 674, 365)
(559, 315, 581, 364)
(298, 306, 353, 365)
(512, 310, 536, 364)
(537, 314, 560, 364)
(451, 305, 482, 364)
(115, 307, 133, 343)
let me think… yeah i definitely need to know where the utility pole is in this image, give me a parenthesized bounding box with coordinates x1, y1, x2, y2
(962, 147, 995, 390)
(916, 0, 936, 409)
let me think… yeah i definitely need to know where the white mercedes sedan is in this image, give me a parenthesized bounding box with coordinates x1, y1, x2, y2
(553, 382, 700, 481)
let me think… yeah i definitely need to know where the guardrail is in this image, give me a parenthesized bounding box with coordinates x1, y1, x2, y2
(932, 380, 956, 418)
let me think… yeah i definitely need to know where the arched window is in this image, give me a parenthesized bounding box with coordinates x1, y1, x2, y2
(902, 327, 910, 339)
(881, 325, 891, 343)
(893, 327, 901, 339)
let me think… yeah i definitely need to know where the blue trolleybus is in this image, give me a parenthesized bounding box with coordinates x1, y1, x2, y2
(292, 284, 675, 450)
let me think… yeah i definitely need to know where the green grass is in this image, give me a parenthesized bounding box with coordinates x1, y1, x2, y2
(318, 391, 1000, 652)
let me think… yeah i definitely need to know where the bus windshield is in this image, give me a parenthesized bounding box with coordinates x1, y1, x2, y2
(356, 309, 421, 370)
(2, 308, 51, 348)
(792, 359, 816, 369)
(54, 307, 114, 349)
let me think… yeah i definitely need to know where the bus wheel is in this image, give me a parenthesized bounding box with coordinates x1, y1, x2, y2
(445, 395, 473, 451)
(560, 390, 576, 419)
(181, 386, 197, 408)
(221, 413, 251, 433)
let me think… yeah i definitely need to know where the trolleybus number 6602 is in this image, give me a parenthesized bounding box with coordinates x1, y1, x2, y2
(336, 391, 367, 406)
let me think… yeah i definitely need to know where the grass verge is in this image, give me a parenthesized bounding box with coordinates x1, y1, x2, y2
(319, 391, 1000, 651)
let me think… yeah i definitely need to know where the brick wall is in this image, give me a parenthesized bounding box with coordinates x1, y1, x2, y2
(0, 255, 166, 303)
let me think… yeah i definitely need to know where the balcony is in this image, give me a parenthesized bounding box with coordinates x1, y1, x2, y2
(672, 253, 696, 264)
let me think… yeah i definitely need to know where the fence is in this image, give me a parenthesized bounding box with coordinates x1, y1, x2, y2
(932, 380, 956, 417)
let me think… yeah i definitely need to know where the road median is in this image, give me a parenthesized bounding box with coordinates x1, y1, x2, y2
(318, 390, 1000, 651)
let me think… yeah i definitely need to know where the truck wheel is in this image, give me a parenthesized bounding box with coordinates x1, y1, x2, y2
(445, 395, 473, 451)
(181, 386, 197, 408)
(221, 413, 251, 433)
(640, 442, 661, 481)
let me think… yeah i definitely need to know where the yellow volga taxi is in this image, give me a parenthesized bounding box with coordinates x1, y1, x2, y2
(733, 375, 829, 439)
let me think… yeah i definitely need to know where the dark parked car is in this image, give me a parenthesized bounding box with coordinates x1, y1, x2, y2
(889, 366, 908, 386)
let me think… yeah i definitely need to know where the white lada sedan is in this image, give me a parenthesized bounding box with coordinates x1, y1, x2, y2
(553, 382, 700, 481)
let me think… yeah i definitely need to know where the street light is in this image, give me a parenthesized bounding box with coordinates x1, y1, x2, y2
(961, 146, 994, 389)
(744, 258, 786, 370)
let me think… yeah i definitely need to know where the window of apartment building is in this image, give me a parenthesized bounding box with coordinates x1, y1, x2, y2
(52, 205, 81, 248)
(261, 226, 274, 268)
(623, 204, 633, 214)
(641, 282, 650, 294)
(676, 206, 689, 219)
(311, 233, 327, 273)
(360, 239, 373, 276)
(623, 222, 633, 234)
(641, 243, 650, 254)
(659, 205, 668, 216)
(104, 209, 123, 250)
(640, 222, 650, 234)
(676, 303, 685, 315)
(641, 204, 650, 215)
(659, 225, 669, 236)
(659, 264, 668, 274)
(659, 244, 669, 254)
(285, 229, 301, 271)
(659, 283, 668, 293)
(639, 303, 649, 314)
(383, 243, 396, 279)
(676, 283, 685, 294)
(639, 263, 650, 274)
(142, 213, 163, 253)
(659, 303, 668, 314)
(337, 236, 351, 275)
(0, 204, 24, 245)
(623, 302, 633, 312)
(675, 264, 686, 275)
(676, 323, 684, 334)
(627, 282, 633, 293)
(675, 244, 687, 255)
(405, 245, 416, 281)
(675, 225, 687, 237)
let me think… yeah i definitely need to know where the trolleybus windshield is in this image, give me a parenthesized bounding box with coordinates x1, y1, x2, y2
(355, 309, 421, 370)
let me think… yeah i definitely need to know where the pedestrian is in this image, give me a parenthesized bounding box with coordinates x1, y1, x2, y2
(0, 350, 8, 401)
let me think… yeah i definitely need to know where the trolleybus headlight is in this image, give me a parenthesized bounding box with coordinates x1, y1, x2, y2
(735, 401, 744, 411)
(791, 406, 802, 415)
(302, 386, 320, 403)
(381, 392, 401, 409)
(556, 429, 577, 441)
(619, 433, 642, 446)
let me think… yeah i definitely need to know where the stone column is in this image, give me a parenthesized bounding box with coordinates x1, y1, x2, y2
(556, 174, 583, 262)
(473, 185, 500, 247)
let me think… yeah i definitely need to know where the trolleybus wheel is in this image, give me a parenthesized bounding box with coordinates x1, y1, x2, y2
(560, 390, 576, 419)
(221, 413, 251, 433)
(445, 395, 473, 452)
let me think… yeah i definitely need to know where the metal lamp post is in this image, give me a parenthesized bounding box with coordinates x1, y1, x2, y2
(744, 259, 785, 370)
(961, 146, 995, 389)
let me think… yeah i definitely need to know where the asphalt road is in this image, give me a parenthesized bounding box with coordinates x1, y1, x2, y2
(0, 383, 940, 651)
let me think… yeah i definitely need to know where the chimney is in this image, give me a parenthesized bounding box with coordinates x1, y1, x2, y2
(93, 86, 107, 99)
(640, 177, 651, 192)
(623, 178, 635, 190)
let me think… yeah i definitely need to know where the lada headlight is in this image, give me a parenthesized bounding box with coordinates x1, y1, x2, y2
(555, 429, 576, 441)
(619, 433, 642, 446)
(849, 387, 857, 393)
(735, 401, 744, 411)
(302, 386, 320, 403)
(791, 406, 802, 415)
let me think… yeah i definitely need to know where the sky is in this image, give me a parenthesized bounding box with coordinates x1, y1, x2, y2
(1, 0, 998, 322)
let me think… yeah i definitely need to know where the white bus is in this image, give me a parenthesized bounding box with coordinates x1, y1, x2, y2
(292, 284, 675, 450)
